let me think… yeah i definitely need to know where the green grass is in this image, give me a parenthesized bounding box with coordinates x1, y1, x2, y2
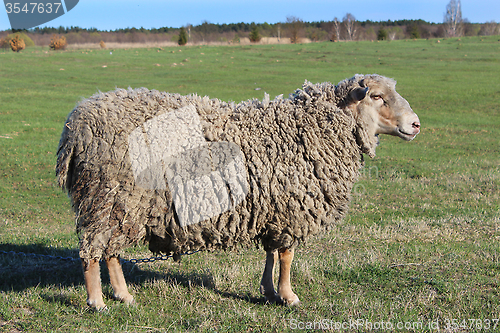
(1, 36, 499, 332)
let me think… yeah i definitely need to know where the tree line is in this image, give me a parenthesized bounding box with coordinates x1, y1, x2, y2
(1, 17, 499, 48)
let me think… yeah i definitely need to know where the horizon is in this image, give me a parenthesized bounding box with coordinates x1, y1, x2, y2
(0, 18, 472, 34)
(1, 0, 499, 32)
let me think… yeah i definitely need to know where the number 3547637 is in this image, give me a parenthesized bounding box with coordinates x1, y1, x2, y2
(5, 2, 62, 14)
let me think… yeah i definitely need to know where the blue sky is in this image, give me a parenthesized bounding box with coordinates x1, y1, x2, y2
(1, 0, 499, 31)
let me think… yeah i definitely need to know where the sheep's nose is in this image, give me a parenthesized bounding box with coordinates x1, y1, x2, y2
(409, 115, 420, 135)
(411, 114, 420, 132)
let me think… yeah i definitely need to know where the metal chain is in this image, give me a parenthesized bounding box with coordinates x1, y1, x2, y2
(0, 250, 80, 263)
(124, 250, 200, 264)
(0, 249, 200, 264)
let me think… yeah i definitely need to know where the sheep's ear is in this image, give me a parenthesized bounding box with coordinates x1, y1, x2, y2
(350, 87, 368, 102)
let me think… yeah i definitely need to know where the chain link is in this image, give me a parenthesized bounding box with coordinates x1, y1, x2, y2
(0, 249, 201, 264)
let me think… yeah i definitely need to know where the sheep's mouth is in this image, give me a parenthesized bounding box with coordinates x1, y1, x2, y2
(396, 128, 418, 141)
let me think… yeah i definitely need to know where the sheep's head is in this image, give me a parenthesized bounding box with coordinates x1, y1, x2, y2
(339, 74, 420, 157)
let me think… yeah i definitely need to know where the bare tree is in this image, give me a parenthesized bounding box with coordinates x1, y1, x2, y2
(186, 24, 192, 42)
(343, 13, 357, 41)
(286, 16, 304, 44)
(480, 21, 499, 36)
(444, 0, 464, 37)
(388, 27, 404, 40)
(332, 17, 341, 41)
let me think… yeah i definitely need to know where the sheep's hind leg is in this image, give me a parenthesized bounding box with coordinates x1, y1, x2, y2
(277, 248, 300, 306)
(82, 258, 107, 310)
(106, 256, 134, 305)
(260, 250, 282, 304)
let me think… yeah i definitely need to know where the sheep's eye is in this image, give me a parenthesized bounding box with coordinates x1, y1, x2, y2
(372, 95, 382, 100)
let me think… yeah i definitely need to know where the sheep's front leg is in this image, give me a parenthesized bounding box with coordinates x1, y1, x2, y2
(260, 250, 281, 303)
(82, 259, 106, 310)
(106, 256, 134, 305)
(277, 248, 300, 306)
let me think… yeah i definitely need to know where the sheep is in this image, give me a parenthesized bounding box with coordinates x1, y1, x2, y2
(56, 74, 420, 310)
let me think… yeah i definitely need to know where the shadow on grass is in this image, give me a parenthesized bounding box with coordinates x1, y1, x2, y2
(0, 243, 82, 291)
(0, 243, 267, 305)
(147, 267, 266, 305)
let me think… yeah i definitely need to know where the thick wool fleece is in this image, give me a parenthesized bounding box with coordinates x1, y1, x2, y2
(56, 77, 374, 260)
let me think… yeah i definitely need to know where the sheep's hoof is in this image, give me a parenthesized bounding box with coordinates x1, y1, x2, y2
(285, 297, 301, 306)
(87, 299, 108, 312)
(113, 293, 135, 306)
(279, 293, 301, 306)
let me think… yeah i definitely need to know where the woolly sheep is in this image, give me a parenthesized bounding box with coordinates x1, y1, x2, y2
(56, 74, 420, 309)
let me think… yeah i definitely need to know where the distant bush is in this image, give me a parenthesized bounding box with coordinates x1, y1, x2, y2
(50, 34, 67, 50)
(10, 34, 25, 52)
(4, 32, 34, 52)
(409, 25, 420, 39)
(100, 40, 106, 48)
(249, 26, 261, 42)
(377, 28, 388, 40)
(178, 27, 187, 46)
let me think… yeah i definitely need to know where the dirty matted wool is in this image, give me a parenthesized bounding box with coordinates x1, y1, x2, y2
(56, 79, 370, 260)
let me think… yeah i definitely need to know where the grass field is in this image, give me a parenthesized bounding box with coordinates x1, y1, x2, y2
(0, 36, 499, 332)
